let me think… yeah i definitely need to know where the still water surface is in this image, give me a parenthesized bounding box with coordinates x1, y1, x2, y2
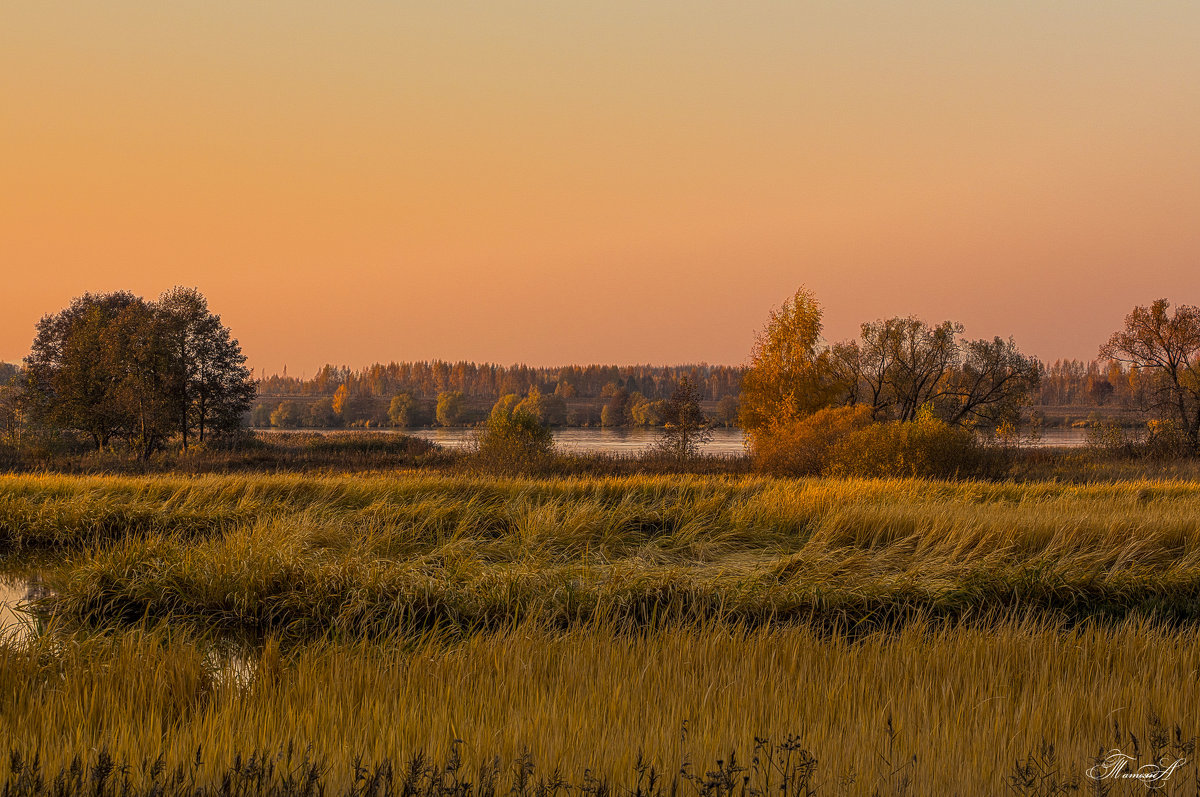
(0, 574, 43, 645)
(262, 426, 1089, 454)
(407, 427, 1090, 454)
(409, 427, 748, 454)
(0, 572, 260, 684)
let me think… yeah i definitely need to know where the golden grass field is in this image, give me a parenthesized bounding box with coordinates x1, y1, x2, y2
(3, 472, 1200, 794)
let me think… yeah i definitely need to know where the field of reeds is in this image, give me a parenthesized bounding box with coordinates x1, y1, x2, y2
(4, 471, 1200, 794)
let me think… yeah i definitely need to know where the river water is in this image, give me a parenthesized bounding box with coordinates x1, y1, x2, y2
(260, 426, 1089, 454)
(407, 427, 748, 454)
(407, 427, 1091, 454)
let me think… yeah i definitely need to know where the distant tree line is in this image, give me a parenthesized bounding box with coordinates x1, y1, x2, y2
(252, 363, 744, 429)
(252, 382, 743, 431)
(253, 357, 1174, 412)
(6, 288, 254, 458)
(258, 362, 743, 402)
(1034, 358, 1146, 408)
(236, 353, 1190, 432)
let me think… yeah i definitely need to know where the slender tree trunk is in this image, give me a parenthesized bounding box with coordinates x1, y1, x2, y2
(179, 340, 189, 452)
(139, 411, 148, 461)
(198, 392, 206, 443)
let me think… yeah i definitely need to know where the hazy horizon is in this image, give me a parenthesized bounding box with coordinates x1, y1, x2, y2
(4, 2, 1199, 371)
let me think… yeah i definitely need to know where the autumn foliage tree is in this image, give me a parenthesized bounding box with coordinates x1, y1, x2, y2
(23, 292, 144, 450)
(1100, 299, 1200, 452)
(331, 384, 373, 425)
(388, 392, 416, 427)
(601, 387, 629, 427)
(515, 385, 567, 426)
(435, 390, 466, 426)
(739, 287, 838, 438)
(741, 287, 1039, 473)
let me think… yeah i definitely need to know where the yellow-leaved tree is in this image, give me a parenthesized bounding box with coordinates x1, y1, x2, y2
(739, 287, 839, 442)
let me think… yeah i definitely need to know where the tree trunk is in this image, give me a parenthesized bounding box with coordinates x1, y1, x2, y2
(198, 392, 207, 443)
(179, 340, 189, 452)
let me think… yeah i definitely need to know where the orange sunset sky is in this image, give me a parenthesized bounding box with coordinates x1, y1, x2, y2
(3, 2, 1199, 374)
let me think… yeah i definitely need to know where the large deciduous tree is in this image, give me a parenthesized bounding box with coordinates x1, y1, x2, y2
(831, 317, 1038, 428)
(941, 336, 1041, 428)
(1100, 299, 1200, 452)
(24, 291, 150, 450)
(23, 288, 255, 455)
(157, 287, 254, 448)
(107, 299, 177, 458)
(873, 317, 961, 423)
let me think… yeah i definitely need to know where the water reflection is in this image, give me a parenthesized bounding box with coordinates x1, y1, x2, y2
(0, 574, 46, 645)
(1, 573, 261, 688)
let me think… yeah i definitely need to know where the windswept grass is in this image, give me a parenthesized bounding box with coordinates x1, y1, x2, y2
(7, 472, 1200, 635)
(8, 472, 1200, 792)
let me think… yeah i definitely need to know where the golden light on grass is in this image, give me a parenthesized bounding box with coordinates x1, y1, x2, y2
(5, 472, 1200, 792)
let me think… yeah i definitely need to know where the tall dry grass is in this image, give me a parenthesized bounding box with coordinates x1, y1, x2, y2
(2, 620, 1199, 795)
(7, 472, 1200, 793)
(6, 473, 1200, 634)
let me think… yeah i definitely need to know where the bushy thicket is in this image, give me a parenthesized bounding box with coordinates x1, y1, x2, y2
(826, 411, 990, 479)
(752, 407, 993, 479)
(471, 408, 554, 475)
(750, 405, 873, 476)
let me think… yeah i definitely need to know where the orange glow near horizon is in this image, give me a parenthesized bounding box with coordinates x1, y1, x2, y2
(3, 2, 1200, 374)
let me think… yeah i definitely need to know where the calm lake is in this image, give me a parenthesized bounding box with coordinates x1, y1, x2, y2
(408, 427, 749, 454)
(399, 427, 1091, 454)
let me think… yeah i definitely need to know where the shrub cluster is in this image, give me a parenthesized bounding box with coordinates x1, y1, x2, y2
(752, 406, 991, 479)
(826, 410, 988, 479)
(750, 405, 872, 476)
(471, 408, 554, 475)
(1084, 417, 1198, 463)
(1145, 419, 1193, 459)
